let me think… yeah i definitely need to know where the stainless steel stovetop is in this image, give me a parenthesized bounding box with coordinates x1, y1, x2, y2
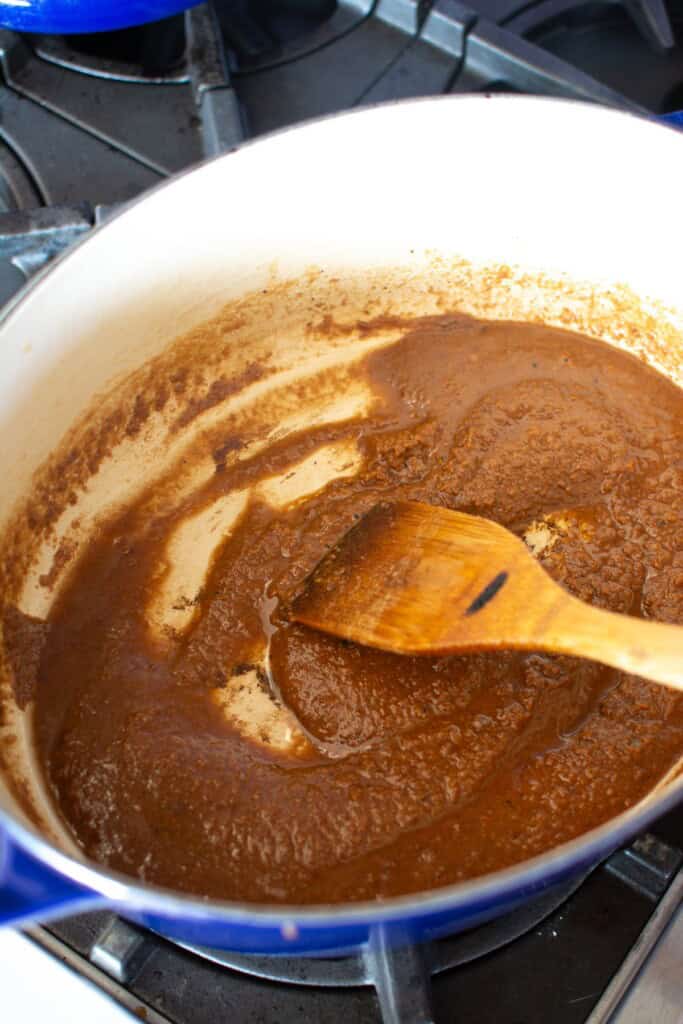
(2, 2, 682, 1021)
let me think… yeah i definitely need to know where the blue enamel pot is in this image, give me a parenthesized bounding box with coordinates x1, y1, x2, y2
(0, 0, 201, 34)
(1, 96, 682, 955)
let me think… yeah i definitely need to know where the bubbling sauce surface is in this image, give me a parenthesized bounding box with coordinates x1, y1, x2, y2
(30, 316, 683, 904)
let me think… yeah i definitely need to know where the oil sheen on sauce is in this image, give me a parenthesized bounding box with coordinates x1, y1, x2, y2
(25, 315, 683, 904)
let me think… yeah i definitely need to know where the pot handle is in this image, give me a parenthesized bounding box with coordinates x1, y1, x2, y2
(0, 832, 105, 928)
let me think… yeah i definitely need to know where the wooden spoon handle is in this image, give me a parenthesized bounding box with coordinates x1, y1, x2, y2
(540, 594, 683, 691)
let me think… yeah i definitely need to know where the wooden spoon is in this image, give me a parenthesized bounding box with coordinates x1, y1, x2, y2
(290, 501, 683, 691)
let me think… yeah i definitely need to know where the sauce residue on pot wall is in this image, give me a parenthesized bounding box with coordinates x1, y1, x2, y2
(4, 309, 682, 905)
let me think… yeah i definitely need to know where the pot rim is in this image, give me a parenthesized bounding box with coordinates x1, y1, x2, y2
(1, 92, 682, 926)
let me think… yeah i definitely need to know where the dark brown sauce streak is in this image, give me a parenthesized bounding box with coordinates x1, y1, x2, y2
(2, 606, 50, 709)
(10, 313, 683, 905)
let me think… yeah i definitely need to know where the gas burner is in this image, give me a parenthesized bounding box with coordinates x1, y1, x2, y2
(0, 4, 242, 213)
(515, 2, 683, 113)
(70, 875, 587, 1024)
(475, 0, 675, 49)
(33, 16, 188, 83)
(179, 872, 584, 999)
(0, 139, 43, 211)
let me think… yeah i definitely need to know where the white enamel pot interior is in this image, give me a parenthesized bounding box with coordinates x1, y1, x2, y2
(0, 96, 682, 947)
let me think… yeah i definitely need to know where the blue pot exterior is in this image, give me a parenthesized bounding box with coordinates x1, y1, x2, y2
(0, 0, 201, 34)
(0, 819, 611, 954)
(0, 834, 105, 927)
(128, 861, 596, 954)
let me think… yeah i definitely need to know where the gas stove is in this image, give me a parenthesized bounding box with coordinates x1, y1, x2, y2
(0, 2, 682, 1022)
(6, 817, 683, 1023)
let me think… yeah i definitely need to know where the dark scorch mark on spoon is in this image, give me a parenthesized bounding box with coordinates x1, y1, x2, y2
(465, 571, 509, 616)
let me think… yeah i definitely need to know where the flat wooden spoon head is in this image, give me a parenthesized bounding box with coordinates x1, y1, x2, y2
(290, 501, 683, 690)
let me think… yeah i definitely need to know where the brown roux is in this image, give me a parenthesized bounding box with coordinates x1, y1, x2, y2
(17, 315, 683, 904)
